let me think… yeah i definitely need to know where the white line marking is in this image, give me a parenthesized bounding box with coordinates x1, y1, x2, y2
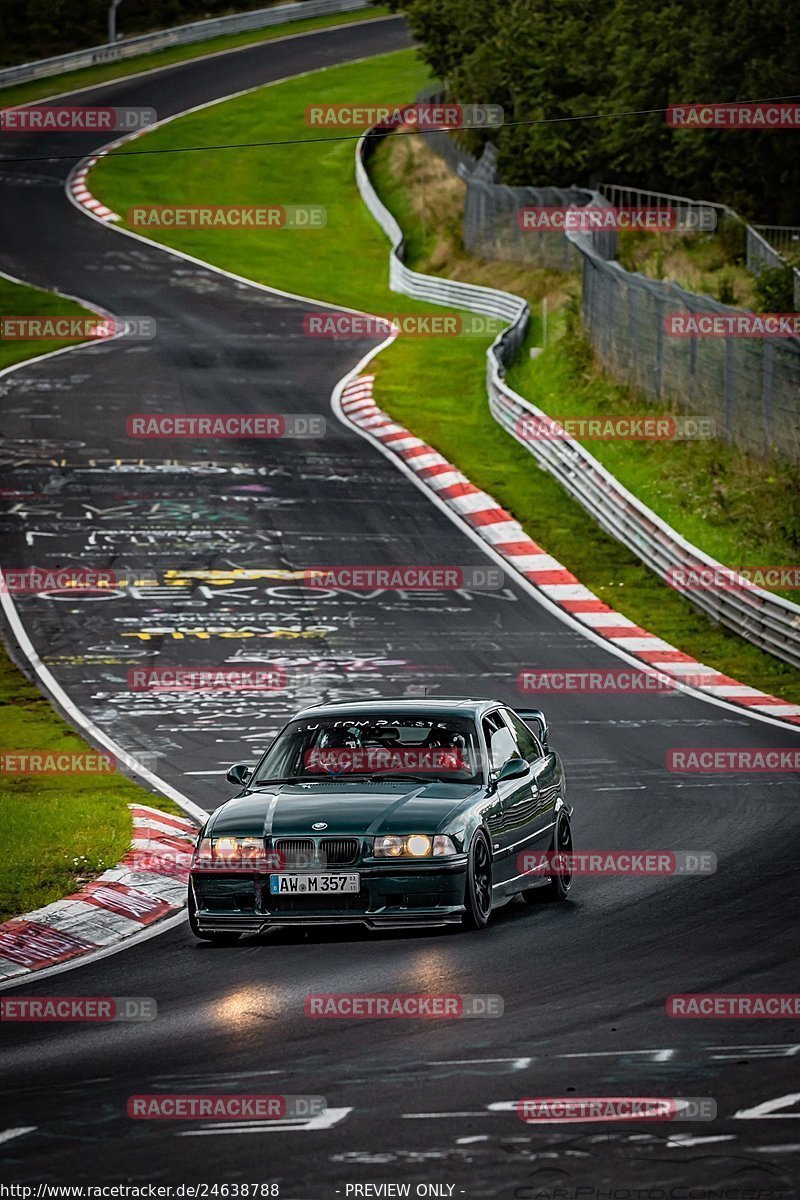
(431, 1057, 532, 1070)
(403, 1112, 487, 1119)
(734, 1093, 800, 1119)
(0, 1127, 36, 1145)
(709, 1045, 800, 1059)
(561, 1049, 676, 1062)
(594, 785, 647, 792)
(748, 1144, 800, 1152)
(664, 1134, 735, 1148)
(178, 1107, 352, 1135)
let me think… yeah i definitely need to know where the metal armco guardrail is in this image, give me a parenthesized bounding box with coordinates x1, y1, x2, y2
(0, 0, 369, 88)
(356, 123, 800, 669)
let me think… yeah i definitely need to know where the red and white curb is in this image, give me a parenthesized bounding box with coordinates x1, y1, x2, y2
(340, 375, 800, 727)
(68, 152, 120, 222)
(0, 805, 197, 981)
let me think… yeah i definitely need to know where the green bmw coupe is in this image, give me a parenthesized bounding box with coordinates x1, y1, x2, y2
(188, 698, 572, 941)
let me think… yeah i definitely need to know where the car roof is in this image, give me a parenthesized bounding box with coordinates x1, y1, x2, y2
(292, 697, 506, 721)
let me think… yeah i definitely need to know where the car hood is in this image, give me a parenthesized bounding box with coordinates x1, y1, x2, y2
(207, 780, 482, 838)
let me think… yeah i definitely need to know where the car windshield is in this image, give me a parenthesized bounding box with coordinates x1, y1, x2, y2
(253, 713, 482, 786)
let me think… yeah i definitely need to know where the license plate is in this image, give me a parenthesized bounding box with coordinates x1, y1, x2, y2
(269, 873, 360, 895)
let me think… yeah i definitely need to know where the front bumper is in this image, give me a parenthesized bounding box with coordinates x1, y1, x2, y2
(190, 857, 468, 932)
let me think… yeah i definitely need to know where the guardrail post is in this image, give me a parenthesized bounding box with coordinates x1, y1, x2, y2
(108, 0, 125, 44)
(654, 294, 665, 401)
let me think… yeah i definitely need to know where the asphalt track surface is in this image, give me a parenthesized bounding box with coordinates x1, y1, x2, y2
(1, 14, 799, 1196)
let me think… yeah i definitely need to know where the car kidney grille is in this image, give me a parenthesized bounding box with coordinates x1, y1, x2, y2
(320, 838, 359, 866)
(274, 838, 315, 868)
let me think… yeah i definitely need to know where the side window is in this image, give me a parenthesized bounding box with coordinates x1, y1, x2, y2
(502, 710, 543, 763)
(482, 711, 518, 771)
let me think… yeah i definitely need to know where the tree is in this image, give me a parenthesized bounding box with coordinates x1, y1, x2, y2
(391, 0, 800, 222)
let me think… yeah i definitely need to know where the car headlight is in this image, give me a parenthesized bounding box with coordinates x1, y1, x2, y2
(373, 834, 457, 858)
(192, 836, 267, 869)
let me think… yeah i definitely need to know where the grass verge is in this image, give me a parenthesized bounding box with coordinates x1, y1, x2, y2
(0, 5, 390, 108)
(90, 51, 800, 704)
(0, 273, 187, 921)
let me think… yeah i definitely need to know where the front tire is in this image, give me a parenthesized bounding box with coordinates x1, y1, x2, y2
(522, 810, 573, 903)
(462, 830, 493, 929)
(188, 885, 241, 944)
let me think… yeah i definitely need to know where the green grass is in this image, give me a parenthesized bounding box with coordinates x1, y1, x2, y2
(92, 50, 433, 312)
(90, 52, 800, 705)
(0, 6, 390, 108)
(0, 654, 184, 921)
(0, 274, 190, 921)
(0, 273, 100, 371)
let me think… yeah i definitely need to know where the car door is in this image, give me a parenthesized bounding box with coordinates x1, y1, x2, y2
(499, 708, 561, 892)
(480, 709, 535, 891)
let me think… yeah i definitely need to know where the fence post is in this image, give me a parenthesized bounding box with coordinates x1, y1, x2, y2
(762, 340, 774, 455)
(723, 336, 734, 443)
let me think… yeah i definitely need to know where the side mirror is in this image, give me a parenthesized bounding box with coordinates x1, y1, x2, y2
(226, 762, 255, 788)
(518, 708, 549, 752)
(497, 757, 530, 783)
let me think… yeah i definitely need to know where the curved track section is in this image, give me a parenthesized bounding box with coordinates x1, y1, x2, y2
(0, 17, 799, 1194)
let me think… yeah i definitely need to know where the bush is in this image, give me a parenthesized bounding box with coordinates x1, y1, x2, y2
(715, 272, 737, 305)
(717, 216, 747, 266)
(753, 264, 796, 312)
